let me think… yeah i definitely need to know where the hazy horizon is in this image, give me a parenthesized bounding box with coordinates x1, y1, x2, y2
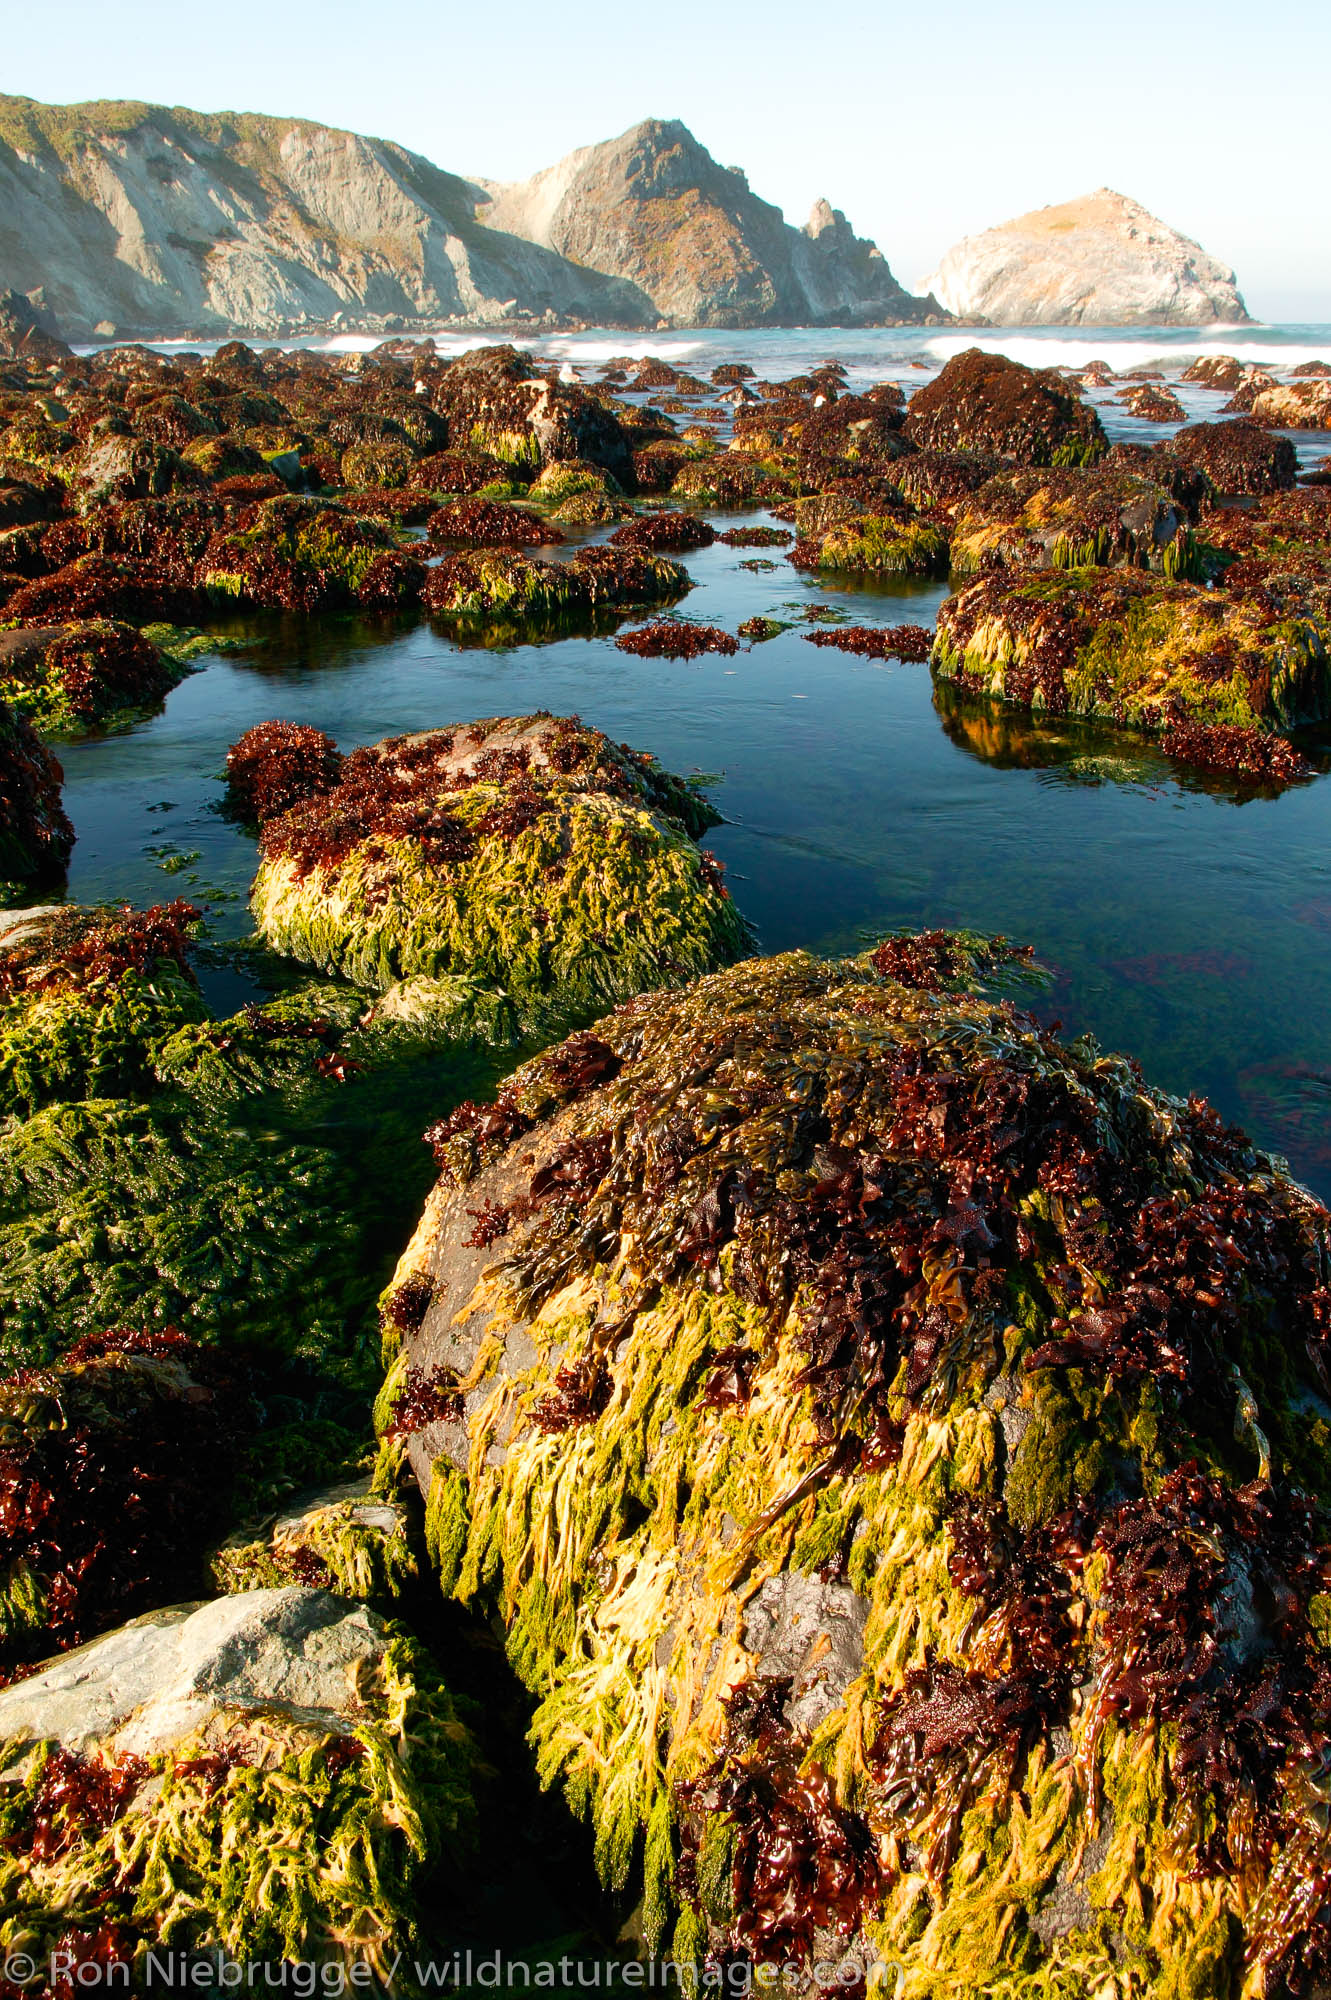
(5, 0, 1329, 322)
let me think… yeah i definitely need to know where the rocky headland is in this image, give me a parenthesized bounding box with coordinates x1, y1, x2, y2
(922, 188, 1250, 326)
(0, 98, 938, 343)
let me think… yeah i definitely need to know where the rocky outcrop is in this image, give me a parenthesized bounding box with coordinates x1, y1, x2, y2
(246, 714, 749, 1036)
(0, 95, 653, 341)
(0, 1587, 478, 1963)
(476, 119, 939, 328)
(921, 189, 1250, 326)
(903, 349, 1106, 465)
(381, 942, 1331, 1992)
(0, 699, 73, 896)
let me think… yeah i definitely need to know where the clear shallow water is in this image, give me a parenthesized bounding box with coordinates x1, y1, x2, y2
(51, 324, 1331, 1198)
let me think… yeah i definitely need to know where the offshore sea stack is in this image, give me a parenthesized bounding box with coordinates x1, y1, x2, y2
(474, 119, 942, 328)
(383, 939, 1331, 1997)
(922, 190, 1250, 326)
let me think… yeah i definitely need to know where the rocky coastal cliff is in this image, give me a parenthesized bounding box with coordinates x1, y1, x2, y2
(0, 98, 937, 341)
(922, 188, 1250, 326)
(0, 96, 657, 342)
(476, 119, 940, 328)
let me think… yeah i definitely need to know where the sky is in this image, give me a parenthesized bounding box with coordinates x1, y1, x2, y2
(5, 0, 1330, 321)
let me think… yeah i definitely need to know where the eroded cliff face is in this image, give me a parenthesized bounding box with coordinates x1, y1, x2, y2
(475, 119, 940, 328)
(0, 97, 655, 340)
(921, 189, 1250, 327)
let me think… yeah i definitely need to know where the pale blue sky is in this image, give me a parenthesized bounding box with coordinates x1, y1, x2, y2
(5, 0, 1329, 320)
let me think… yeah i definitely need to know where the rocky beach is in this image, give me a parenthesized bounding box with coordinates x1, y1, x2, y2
(1, 76, 1331, 1999)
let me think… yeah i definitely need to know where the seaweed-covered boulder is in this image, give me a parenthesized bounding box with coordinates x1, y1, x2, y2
(905, 350, 1106, 467)
(426, 498, 560, 549)
(933, 567, 1331, 733)
(421, 545, 687, 631)
(0, 703, 73, 899)
(386, 943, 1331, 1994)
(1163, 421, 1297, 497)
(248, 714, 748, 1034)
(197, 494, 415, 612)
(0, 619, 183, 732)
(0, 1327, 244, 1674)
(611, 511, 716, 554)
(790, 500, 951, 577)
(210, 1476, 418, 1603)
(4, 554, 196, 628)
(0, 900, 205, 1117)
(1248, 382, 1331, 431)
(949, 466, 1197, 577)
(0, 1588, 475, 1964)
(1118, 382, 1186, 424)
(427, 345, 634, 487)
(225, 720, 344, 824)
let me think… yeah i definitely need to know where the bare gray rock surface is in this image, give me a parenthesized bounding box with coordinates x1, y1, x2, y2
(0, 1587, 386, 1765)
(922, 189, 1250, 326)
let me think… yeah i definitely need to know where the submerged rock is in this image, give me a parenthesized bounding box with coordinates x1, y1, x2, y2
(0, 1588, 475, 1964)
(932, 567, 1330, 735)
(248, 714, 749, 1035)
(385, 943, 1331, 1993)
(904, 350, 1106, 467)
(0, 701, 72, 898)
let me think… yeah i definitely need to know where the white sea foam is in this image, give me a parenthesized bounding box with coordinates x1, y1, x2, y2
(924, 330, 1331, 371)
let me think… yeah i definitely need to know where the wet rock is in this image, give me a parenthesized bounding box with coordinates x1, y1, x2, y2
(422, 544, 687, 628)
(247, 713, 748, 1032)
(904, 349, 1106, 467)
(0, 699, 73, 897)
(0, 1587, 476, 1962)
(1118, 382, 1186, 424)
(386, 943, 1331, 1988)
(933, 566, 1330, 734)
(948, 465, 1194, 575)
(1163, 420, 1297, 496)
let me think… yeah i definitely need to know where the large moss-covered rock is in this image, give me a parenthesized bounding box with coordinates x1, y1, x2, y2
(948, 465, 1198, 577)
(1163, 421, 1297, 498)
(249, 714, 748, 1036)
(384, 942, 1331, 1996)
(904, 351, 1106, 467)
(0, 1588, 476, 1967)
(932, 567, 1331, 733)
(197, 494, 419, 613)
(0, 703, 72, 900)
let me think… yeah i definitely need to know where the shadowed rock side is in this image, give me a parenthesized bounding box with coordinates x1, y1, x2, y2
(0, 95, 655, 341)
(380, 940, 1331, 1997)
(922, 189, 1251, 326)
(475, 119, 941, 329)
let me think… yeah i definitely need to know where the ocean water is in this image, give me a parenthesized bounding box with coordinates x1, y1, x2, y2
(52, 323, 1331, 1196)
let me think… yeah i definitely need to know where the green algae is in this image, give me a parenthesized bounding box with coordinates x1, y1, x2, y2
(250, 717, 749, 1038)
(0, 1627, 476, 1971)
(812, 515, 951, 578)
(932, 568, 1331, 735)
(383, 942, 1331, 1995)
